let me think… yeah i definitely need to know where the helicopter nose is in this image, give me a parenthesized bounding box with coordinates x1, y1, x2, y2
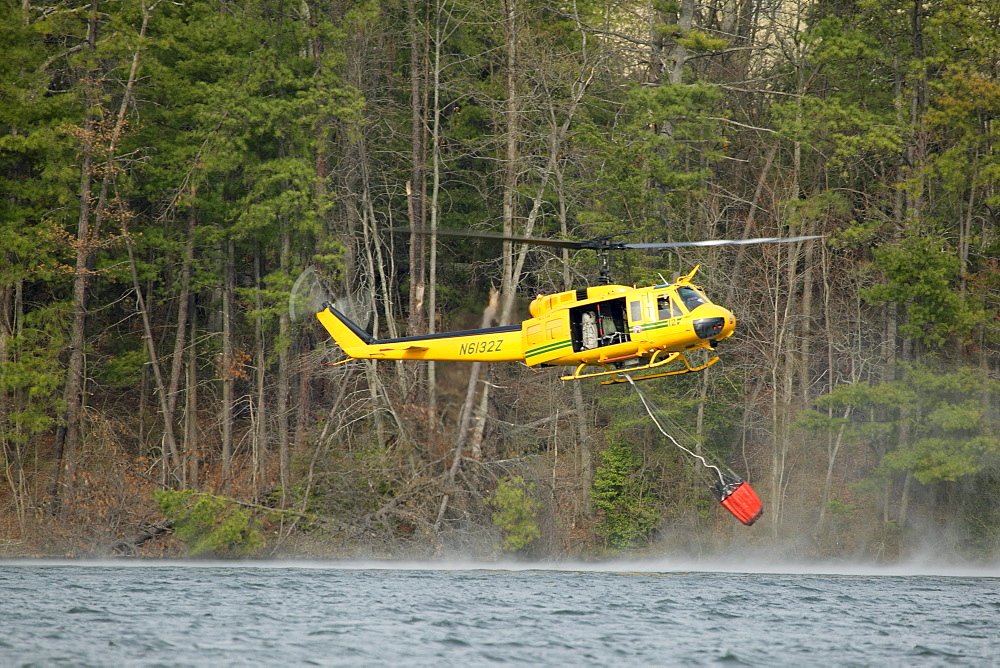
(693, 316, 726, 339)
(691, 305, 736, 341)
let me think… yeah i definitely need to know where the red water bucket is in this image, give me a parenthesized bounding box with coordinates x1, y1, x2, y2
(720, 481, 764, 526)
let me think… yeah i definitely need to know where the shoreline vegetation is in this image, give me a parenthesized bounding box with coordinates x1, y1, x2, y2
(2, 0, 999, 562)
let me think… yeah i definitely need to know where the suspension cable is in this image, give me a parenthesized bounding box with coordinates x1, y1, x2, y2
(624, 375, 727, 487)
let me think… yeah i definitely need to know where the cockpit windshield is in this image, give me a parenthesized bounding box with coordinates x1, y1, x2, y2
(676, 286, 709, 311)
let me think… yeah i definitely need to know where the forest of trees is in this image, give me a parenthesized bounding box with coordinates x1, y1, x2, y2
(1, 0, 998, 561)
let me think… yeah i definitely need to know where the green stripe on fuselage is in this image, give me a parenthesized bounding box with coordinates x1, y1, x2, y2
(641, 317, 684, 333)
(525, 339, 572, 361)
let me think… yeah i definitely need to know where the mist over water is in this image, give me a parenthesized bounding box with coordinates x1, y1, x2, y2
(2, 559, 997, 665)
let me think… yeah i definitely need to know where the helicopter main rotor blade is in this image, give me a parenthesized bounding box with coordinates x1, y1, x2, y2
(389, 226, 593, 250)
(624, 235, 824, 249)
(390, 227, 823, 251)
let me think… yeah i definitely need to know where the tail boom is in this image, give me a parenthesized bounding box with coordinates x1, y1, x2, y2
(316, 305, 523, 362)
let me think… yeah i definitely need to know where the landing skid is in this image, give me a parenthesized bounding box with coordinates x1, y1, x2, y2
(559, 349, 720, 384)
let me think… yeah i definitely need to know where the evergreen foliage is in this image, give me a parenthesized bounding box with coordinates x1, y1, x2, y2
(153, 489, 265, 557)
(591, 440, 662, 549)
(0, 0, 998, 559)
(488, 476, 540, 552)
(863, 234, 981, 349)
(802, 365, 1000, 484)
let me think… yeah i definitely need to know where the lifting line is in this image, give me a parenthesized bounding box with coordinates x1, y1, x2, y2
(623, 374, 764, 526)
(623, 374, 727, 488)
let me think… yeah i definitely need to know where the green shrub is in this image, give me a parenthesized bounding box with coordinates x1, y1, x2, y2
(488, 476, 540, 552)
(591, 440, 661, 549)
(153, 489, 265, 557)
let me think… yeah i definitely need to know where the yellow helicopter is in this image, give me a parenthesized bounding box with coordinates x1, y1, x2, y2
(314, 230, 821, 384)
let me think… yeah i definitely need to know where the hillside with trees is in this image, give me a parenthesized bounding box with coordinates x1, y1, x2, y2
(1, 0, 998, 560)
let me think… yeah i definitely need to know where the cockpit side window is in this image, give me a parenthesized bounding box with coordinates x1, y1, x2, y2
(676, 286, 708, 311)
(657, 294, 682, 319)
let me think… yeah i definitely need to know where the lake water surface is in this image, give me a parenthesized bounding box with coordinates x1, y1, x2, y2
(1, 560, 997, 665)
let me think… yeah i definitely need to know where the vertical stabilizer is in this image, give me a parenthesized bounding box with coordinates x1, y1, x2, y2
(316, 303, 374, 354)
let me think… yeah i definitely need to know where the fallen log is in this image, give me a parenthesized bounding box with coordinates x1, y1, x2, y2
(110, 522, 174, 555)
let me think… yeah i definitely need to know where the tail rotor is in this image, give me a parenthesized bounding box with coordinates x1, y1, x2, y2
(289, 267, 372, 330)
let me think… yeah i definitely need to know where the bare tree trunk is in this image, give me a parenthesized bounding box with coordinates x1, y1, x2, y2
(695, 369, 708, 455)
(822, 243, 836, 392)
(293, 341, 313, 453)
(0, 279, 26, 527)
(407, 0, 426, 337)
(883, 302, 898, 383)
(770, 241, 798, 534)
(555, 161, 592, 510)
(125, 239, 182, 484)
(893, 53, 907, 227)
(669, 0, 694, 86)
(572, 381, 591, 513)
(898, 470, 912, 528)
(467, 374, 491, 460)
(277, 228, 291, 503)
(56, 0, 153, 505)
(185, 292, 197, 489)
(814, 406, 850, 533)
(167, 189, 196, 431)
(498, 50, 595, 324)
(426, 0, 446, 428)
(790, 46, 814, 404)
(959, 187, 974, 299)
(499, 0, 520, 323)
(253, 247, 268, 489)
(221, 239, 235, 484)
(456, 290, 500, 459)
(357, 174, 389, 447)
(54, 0, 100, 512)
(0, 283, 9, 447)
(906, 0, 927, 223)
(723, 144, 778, 304)
(435, 290, 499, 529)
(799, 223, 814, 403)
(359, 180, 396, 340)
(649, 0, 664, 83)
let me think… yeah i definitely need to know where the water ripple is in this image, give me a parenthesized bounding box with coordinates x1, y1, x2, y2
(0, 564, 998, 665)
